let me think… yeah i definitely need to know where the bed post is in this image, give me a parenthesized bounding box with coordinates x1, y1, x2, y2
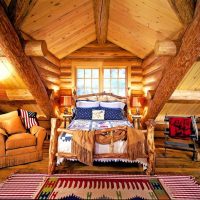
(145, 119, 156, 175)
(48, 118, 59, 175)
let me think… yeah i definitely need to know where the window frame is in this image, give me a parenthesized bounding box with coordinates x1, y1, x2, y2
(75, 66, 128, 96)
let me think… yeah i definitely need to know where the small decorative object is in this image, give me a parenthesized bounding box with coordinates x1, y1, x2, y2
(60, 96, 72, 128)
(92, 110, 105, 120)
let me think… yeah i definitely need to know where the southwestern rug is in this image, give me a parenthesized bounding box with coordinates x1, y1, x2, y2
(0, 174, 200, 199)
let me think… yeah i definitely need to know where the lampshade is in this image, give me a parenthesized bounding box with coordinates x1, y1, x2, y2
(60, 96, 72, 106)
(131, 97, 141, 107)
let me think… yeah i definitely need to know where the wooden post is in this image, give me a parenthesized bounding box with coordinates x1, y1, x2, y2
(93, 0, 110, 44)
(0, 5, 53, 118)
(48, 118, 60, 175)
(145, 119, 156, 175)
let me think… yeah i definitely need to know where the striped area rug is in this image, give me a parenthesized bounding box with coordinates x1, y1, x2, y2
(0, 174, 200, 199)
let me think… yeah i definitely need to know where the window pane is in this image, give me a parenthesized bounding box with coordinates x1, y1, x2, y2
(104, 69, 110, 78)
(85, 79, 91, 87)
(77, 79, 84, 88)
(85, 88, 91, 94)
(92, 79, 99, 88)
(85, 69, 91, 78)
(111, 79, 118, 88)
(112, 89, 118, 95)
(92, 89, 98, 93)
(118, 79, 125, 88)
(104, 79, 110, 88)
(104, 88, 110, 93)
(111, 69, 118, 78)
(119, 69, 125, 78)
(119, 89, 126, 96)
(77, 89, 84, 95)
(77, 69, 84, 78)
(92, 69, 99, 78)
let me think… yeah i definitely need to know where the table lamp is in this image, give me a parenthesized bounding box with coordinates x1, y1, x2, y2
(131, 97, 142, 115)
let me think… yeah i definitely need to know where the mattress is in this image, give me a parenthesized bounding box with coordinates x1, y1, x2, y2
(57, 119, 147, 169)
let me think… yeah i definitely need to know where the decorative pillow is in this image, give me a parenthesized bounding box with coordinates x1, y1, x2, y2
(100, 101, 125, 109)
(18, 109, 39, 130)
(76, 101, 99, 108)
(102, 107, 124, 120)
(74, 107, 94, 120)
(92, 110, 105, 120)
(0, 116, 26, 135)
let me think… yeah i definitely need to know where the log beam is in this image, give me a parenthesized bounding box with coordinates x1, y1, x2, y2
(154, 40, 177, 56)
(93, 0, 110, 44)
(0, 5, 52, 118)
(8, 0, 37, 28)
(170, 90, 200, 100)
(24, 40, 60, 67)
(142, 5, 200, 124)
(167, 0, 195, 25)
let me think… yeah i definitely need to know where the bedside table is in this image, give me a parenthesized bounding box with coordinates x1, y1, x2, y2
(132, 115, 142, 129)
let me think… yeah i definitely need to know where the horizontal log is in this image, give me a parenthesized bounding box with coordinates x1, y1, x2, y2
(143, 70, 163, 85)
(42, 76, 60, 85)
(131, 82, 143, 90)
(60, 58, 142, 67)
(0, 100, 36, 105)
(143, 57, 170, 75)
(131, 75, 143, 82)
(130, 90, 144, 96)
(170, 90, 200, 100)
(154, 40, 177, 56)
(142, 52, 159, 68)
(37, 67, 59, 79)
(31, 57, 60, 75)
(59, 75, 72, 79)
(60, 67, 72, 74)
(24, 40, 60, 67)
(167, 99, 200, 104)
(131, 67, 143, 74)
(0, 89, 34, 100)
(43, 79, 59, 90)
(60, 82, 72, 89)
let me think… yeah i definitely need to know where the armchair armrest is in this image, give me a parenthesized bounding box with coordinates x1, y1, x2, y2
(0, 130, 6, 156)
(30, 126, 46, 150)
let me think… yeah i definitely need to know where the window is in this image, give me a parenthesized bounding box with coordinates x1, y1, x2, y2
(76, 67, 127, 96)
(76, 68, 99, 95)
(103, 68, 126, 96)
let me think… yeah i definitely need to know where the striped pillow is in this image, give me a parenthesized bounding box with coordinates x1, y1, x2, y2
(18, 109, 39, 130)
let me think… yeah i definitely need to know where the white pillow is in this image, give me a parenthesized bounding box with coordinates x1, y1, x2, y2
(100, 101, 125, 109)
(76, 101, 99, 108)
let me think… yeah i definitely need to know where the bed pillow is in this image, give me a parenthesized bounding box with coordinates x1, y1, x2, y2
(74, 107, 95, 120)
(102, 107, 124, 120)
(92, 110, 105, 120)
(76, 101, 99, 108)
(100, 101, 125, 109)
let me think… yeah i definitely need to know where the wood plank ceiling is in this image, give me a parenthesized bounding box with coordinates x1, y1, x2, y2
(156, 61, 200, 122)
(20, 0, 183, 59)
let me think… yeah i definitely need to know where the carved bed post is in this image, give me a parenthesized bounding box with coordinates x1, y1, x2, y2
(145, 119, 156, 175)
(48, 118, 60, 174)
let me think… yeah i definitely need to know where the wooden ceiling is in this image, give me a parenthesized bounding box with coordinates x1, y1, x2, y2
(156, 61, 200, 122)
(19, 0, 183, 59)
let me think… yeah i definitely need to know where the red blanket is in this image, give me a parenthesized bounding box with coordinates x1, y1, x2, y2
(169, 117, 192, 138)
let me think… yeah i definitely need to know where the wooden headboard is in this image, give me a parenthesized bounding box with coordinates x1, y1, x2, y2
(73, 91, 129, 117)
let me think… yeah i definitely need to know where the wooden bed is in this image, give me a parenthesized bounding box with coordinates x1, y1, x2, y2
(48, 92, 156, 175)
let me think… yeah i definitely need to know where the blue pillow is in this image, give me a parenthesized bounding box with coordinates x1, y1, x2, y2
(74, 107, 98, 120)
(101, 107, 124, 120)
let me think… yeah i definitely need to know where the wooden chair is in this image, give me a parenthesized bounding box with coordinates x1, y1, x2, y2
(164, 116, 199, 161)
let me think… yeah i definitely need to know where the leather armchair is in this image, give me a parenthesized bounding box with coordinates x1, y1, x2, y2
(0, 111, 46, 168)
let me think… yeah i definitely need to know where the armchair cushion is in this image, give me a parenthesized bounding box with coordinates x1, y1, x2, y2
(0, 128, 7, 137)
(6, 133, 36, 150)
(0, 116, 26, 135)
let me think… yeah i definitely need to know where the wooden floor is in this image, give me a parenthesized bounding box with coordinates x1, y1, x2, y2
(0, 137, 200, 184)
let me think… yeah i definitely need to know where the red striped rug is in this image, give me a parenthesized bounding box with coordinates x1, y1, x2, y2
(0, 174, 199, 199)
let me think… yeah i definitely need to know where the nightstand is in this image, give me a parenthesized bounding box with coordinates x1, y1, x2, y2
(132, 114, 142, 129)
